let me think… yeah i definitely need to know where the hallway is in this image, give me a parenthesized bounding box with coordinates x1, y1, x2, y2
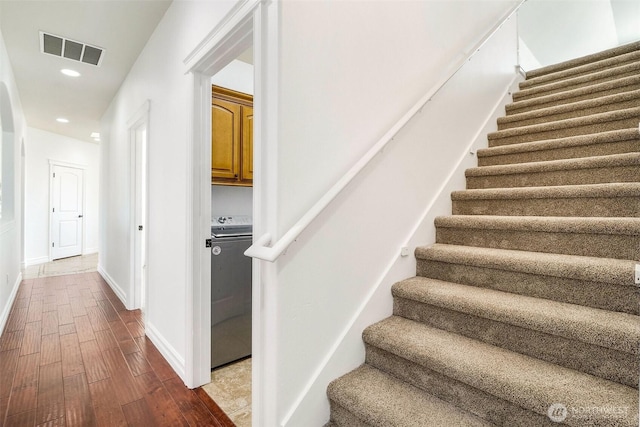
(1, 257, 235, 426)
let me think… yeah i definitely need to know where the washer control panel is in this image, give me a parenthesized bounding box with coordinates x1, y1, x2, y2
(214, 215, 252, 226)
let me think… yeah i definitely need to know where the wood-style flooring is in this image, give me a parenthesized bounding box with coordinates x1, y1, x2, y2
(0, 272, 235, 427)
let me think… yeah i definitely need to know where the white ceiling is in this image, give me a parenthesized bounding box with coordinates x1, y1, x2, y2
(0, 0, 172, 143)
(519, 0, 640, 69)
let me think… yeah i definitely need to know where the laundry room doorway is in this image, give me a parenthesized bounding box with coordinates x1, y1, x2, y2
(185, 2, 280, 424)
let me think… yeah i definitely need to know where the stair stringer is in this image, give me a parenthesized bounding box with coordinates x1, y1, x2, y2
(280, 75, 523, 427)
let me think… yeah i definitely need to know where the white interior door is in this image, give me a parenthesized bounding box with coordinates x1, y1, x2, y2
(51, 165, 84, 260)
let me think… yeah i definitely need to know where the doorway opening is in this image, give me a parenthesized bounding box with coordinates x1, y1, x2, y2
(205, 48, 254, 424)
(186, 1, 277, 424)
(128, 101, 150, 311)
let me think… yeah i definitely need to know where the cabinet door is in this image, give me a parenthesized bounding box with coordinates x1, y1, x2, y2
(212, 98, 241, 181)
(241, 106, 254, 182)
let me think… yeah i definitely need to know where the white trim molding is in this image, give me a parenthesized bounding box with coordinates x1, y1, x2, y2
(146, 321, 186, 380)
(0, 272, 22, 335)
(183, 0, 260, 74)
(183, 0, 260, 390)
(97, 265, 127, 306)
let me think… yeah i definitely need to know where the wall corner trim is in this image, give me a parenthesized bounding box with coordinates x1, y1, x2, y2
(97, 264, 128, 307)
(145, 321, 187, 382)
(0, 272, 22, 335)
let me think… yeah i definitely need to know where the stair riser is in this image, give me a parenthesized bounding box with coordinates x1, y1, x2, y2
(477, 140, 639, 166)
(328, 402, 368, 427)
(466, 164, 639, 189)
(393, 298, 637, 388)
(416, 259, 639, 315)
(498, 98, 639, 130)
(452, 195, 639, 217)
(488, 116, 639, 147)
(507, 82, 640, 116)
(365, 345, 554, 427)
(435, 228, 639, 260)
(515, 67, 640, 102)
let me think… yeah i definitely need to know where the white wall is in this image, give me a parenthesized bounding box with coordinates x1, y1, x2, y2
(267, 1, 519, 424)
(104, 1, 520, 425)
(24, 127, 99, 266)
(211, 59, 253, 95)
(0, 20, 27, 334)
(518, 0, 640, 70)
(211, 185, 252, 219)
(99, 0, 236, 379)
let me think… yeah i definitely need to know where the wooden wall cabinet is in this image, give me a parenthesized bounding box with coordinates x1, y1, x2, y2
(211, 85, 253, 186)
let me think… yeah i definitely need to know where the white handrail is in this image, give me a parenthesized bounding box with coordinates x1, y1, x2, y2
(245, 0, 527, 262)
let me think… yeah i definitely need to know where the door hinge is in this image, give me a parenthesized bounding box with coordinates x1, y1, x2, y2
(52, 242, 55, 247)
(52, 207, 55, 213)
(53, 172, 56, 178)
(205, 238, 212, 248)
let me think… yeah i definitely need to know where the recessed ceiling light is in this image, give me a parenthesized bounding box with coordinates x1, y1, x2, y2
(56, 118, 69, 123)
(61, 69, 81, 77)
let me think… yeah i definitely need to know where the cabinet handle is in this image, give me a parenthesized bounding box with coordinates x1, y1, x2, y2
(234, 174, 238, 178)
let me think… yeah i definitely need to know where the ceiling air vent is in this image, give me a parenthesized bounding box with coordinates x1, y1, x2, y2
(40, 32, 105, 66)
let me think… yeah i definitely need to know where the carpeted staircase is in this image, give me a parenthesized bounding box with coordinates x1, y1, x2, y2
(326, 42, 640, 426)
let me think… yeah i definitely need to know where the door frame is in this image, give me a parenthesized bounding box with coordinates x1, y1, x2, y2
(48, 160, 86, 261)
(184, 0, 279, 424)
(128, 100, 150, 311)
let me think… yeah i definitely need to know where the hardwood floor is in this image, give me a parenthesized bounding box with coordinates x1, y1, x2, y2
(1, 272, 235, 427)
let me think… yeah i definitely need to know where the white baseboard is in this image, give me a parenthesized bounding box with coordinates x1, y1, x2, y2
(146, 321, 186, 380)
(97, 265, 186, 384)
(83, 248, 99, 255)
(24, 256, 50, 267)
(97, 265, 128, 307)
(0, 272, 23, 335)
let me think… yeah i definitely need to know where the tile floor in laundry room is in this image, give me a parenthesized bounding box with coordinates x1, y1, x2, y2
(20, 253, 252, 426)
(202, 358, 252, 427)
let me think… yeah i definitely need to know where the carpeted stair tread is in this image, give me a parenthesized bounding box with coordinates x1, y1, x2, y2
(327, 364, 493, 427)
(525, 41, 640, 80)
(327, 43, 640, 426)
(477, 128, 640, 166)
(363, 316, 639, 427)
(520, 48, 640, 91)
(392, 277, 639, 387)
(468, 151, 638, 182)
(392, 277, 639, 355)
(515, 61, 640, 102)
(452, 182, 640, 200)
(435, 215, 640, 235)
(487, 107, 640, 146)
(507, 74, 640, 115)
(452, 182, 640, 198)
(415, 243, 637, 287)
(434, 215, 640, 260)
(451, 183, 640, 217)
(497, 89, 640, 130)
